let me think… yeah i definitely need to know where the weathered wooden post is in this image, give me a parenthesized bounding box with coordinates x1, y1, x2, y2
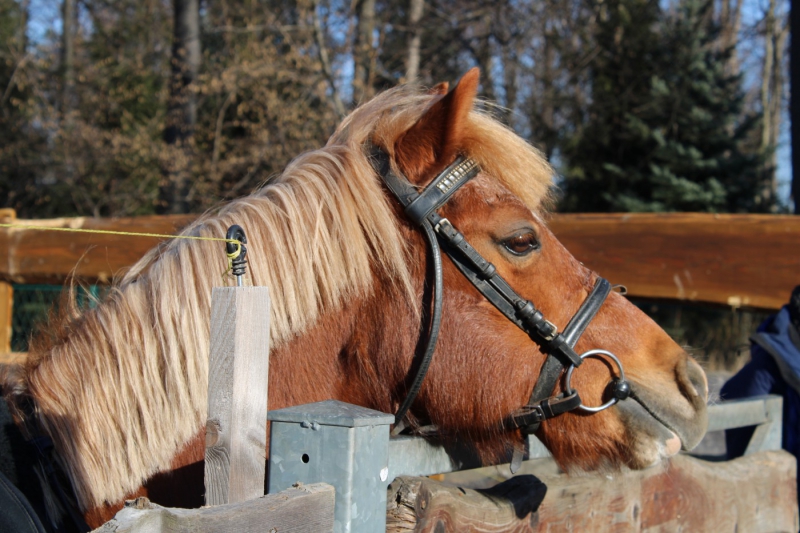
(268, 400, 394, 533)
(205, 226, 271, 506)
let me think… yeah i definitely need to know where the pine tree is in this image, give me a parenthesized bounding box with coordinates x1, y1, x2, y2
(560, 0, 767, 213)
(0, 0, 48, 216)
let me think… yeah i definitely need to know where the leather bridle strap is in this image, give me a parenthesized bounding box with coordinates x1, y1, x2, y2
(508, 278, 611, 433)
(368, 145, 621, 434)
(370, 147, 470, 426)
(392, 221, 443, 427)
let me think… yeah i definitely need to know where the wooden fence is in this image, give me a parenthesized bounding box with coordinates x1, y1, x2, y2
(2, 209, 798, 354)
(2, 210, 797, 302)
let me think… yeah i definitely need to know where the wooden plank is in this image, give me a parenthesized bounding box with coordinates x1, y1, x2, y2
(705, 395, 780, 432)
(0, 214, 194, 284)
(387, 451, 798, 532)
(549, 213, 800, 309)
(0, 281, 12, 353)
(205, 287, 271, 506)
(387, 474, 547, 532)
(0, 352, 26, 366)
(744, 395, 783, 455)
(94, 482, 334, 533)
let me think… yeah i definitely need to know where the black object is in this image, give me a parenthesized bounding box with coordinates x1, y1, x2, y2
(611, 379, 631, 400)
(369, 145, 628, 434)
(0, 470, 47, 533)
(789, 285, 800, 332)
(225, 225, 248, 286)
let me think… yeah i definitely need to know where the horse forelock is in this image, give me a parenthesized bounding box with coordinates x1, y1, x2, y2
(14, 83, 556, 511)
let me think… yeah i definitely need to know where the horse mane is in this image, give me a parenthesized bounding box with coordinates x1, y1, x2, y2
(7, 84, 555, 509)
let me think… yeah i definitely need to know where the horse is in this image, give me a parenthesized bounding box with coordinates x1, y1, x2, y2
(3, 68, 708, 529)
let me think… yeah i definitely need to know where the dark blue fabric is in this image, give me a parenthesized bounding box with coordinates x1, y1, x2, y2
(0, 470, 46, 533)
(0, 391, 85, 532)
(721, 305, 800, 508)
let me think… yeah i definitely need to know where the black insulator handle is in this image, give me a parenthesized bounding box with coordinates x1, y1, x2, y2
(226, 225, 248, 281)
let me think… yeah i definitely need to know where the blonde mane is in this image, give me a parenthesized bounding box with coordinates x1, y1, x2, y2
(15, 84, 555, 509)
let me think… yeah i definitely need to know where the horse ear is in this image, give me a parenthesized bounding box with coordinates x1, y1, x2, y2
(428, 82, 449, 95)
(395, 68, 480, 183)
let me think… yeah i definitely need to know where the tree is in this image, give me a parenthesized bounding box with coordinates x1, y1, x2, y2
(159, 0, 200, 214)
(404, 0, 424, 81)
(757, 0, 789, 209)
(353, 0, 377, 104)
(560, 0, 768, 212)
(0, 0, 48, 217)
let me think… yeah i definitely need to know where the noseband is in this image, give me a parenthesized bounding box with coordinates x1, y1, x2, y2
(369, 145, 631, 439)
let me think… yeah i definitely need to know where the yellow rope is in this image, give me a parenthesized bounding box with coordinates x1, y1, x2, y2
(0, 221, 244, 279)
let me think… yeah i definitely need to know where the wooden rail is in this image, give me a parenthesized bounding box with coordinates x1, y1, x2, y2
(387, 450, 798, 532)
(97, 483, 335, 533)
(0, 210, 193, 285)
(1, 211, 798, 309)
(548, 213, 800, 310)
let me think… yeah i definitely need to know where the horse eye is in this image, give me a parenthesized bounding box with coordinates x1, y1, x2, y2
(501, 232, 540, 256)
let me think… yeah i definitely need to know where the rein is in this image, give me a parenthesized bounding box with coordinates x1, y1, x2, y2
(368, 145, 631, 443)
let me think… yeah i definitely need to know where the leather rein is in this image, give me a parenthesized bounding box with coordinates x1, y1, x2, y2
(369, 145, 631, 441)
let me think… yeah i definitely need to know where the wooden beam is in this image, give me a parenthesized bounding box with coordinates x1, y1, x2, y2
(205, 287, 271, 506)
(96, 483, 334, 533)
(0, 282, 12, 353)
(549, 213, 800, 309)
(0, 352, 26, 366)
(387, 451, 798, 532)
(0, 214, 194, 284)
(0, 213, 798, 308)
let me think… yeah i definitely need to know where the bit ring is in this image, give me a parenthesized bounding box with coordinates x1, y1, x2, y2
(565, 349, 626, 413)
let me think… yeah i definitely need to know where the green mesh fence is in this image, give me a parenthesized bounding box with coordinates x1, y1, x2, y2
(11, 284, 103, 352)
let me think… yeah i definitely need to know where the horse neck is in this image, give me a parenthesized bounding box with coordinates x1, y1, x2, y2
(267, 273, 418, 416)
(267, 292, 371, 411)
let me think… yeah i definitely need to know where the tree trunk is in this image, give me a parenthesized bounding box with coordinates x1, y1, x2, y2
(60, 0, 75, 115)
(759, 0, 776, 208)
(17, 0, 29, 55)
(759, 0, 787, 211)
(352, 0, 376, 104)
(474, 18, 495, 103)
(159, 0, 201, 215)
(405, 0, 424, 82)
(312, 0, 345, 118)
(499, 42, 519, 127)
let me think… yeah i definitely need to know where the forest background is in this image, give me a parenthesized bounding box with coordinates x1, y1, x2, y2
(0, 0, 792, 218)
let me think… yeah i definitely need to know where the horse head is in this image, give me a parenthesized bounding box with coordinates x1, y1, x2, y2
(351, 68, 708, 469)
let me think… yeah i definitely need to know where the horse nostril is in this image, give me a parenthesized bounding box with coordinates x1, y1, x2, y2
(685, 357, 708, 402)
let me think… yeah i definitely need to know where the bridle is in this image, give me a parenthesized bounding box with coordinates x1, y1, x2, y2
(368, 145, 631, 442)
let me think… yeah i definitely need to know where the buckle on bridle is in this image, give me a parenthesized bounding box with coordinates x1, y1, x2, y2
(540, 319, 558, 341)
(433, 218, 451, 233)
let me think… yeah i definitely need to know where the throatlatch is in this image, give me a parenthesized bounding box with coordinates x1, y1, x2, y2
(368, 145, 631, 440)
